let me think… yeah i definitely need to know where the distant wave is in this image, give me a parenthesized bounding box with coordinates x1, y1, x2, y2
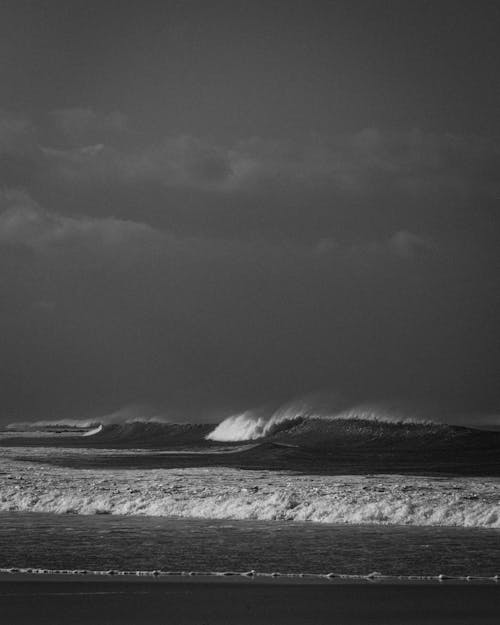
(82, 424, 103, 437)
(4, 394, 499, 449)
(4, 404, 183, 433)
(3, 405, 209, 446)
(82, 421, 213, 447)
(5, 419, 99, 431)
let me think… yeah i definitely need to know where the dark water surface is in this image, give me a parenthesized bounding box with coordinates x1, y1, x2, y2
(4, 416, 500, 476)
(1, 512, 499, 577)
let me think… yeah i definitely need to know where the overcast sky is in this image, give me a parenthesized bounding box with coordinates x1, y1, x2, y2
(0, 1, 499, 422)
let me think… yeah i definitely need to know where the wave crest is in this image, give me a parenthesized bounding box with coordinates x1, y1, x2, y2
(206, 396, 438, 442)
(82, 424, 103, 437)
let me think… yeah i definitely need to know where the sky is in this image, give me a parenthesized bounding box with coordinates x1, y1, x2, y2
(0, 0, 499, 423)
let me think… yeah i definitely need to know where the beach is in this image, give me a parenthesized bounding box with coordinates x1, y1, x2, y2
(1, 576, 500, 625)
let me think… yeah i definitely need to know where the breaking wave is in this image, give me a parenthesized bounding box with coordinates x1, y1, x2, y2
(82, 424, 103, 437)
(1, 450, 499, 528)
(3, 405, 210, 446)
(83, 421, 212, 446)
(206, 396, 445, 442)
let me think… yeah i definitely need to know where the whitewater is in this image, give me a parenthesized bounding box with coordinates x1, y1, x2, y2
(0, 447, 499, 528)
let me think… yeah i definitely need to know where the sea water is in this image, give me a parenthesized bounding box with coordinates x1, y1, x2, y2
(1, 513, 499, 578)
(1, 418, 499, 581)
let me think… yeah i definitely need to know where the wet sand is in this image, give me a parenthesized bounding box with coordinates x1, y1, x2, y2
(1, 577, 499, 625)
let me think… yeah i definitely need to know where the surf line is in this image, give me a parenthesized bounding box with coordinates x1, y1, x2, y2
(0, 568, 498, 583)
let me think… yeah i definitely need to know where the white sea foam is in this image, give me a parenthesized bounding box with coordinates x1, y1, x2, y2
(0, 447, 498, 528)
(206, 411, 271, 441)
(82, 424, 103, 437)
(0, 566, 496, 582)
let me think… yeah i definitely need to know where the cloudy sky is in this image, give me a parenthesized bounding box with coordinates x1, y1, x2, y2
(0, 1, 499, 422)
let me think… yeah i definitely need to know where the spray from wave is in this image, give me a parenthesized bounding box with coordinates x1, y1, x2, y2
(206, 394, 443, 442)
(6, 405, 172, 433)
(5, 418, 99, 431)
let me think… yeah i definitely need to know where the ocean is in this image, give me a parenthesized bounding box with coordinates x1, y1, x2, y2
(0, 413, 499, 582)
(0, 412, 500, 625)
(1, 514, 500, 579)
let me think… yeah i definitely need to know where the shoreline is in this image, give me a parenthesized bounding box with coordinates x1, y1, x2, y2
(1, 569, 498, 585)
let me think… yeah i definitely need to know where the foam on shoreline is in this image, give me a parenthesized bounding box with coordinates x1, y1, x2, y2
(0, 567, 498, 584)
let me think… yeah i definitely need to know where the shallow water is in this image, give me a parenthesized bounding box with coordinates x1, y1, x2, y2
(1, 512, 499, 577)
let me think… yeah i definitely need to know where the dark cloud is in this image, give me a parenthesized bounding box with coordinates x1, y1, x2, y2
(0, 111, 40, 188)
(37, 121, 500, 202)
(2, 108, 498, 247)
(0, 111, 34, 150)
(50, 108, 129, 146)
(0, 189, 163, 255)
(0, 109, 499, 421)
